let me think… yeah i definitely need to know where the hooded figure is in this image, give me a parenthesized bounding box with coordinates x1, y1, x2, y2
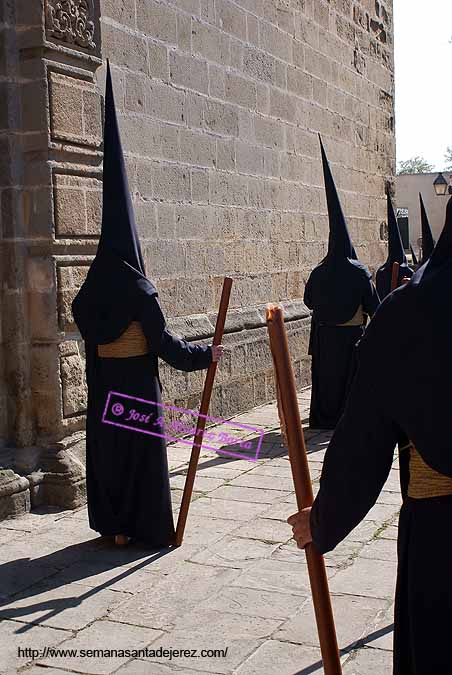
(419, 193, 435, 263)
(72, 63, 214, 547)
(376, 194, 414, 299)
(291, 196, 452, 674)
(303, 136, 380, 429)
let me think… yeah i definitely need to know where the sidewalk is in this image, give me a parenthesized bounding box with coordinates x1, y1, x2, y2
(0, 387, 400, 675)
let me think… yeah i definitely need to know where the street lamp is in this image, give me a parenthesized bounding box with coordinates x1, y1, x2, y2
(433, 172, 449, 196)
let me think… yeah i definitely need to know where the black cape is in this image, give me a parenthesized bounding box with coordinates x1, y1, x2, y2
(376, 194, 414, 299)
(419, 193, 435, 264)
(72, 63, 211, 546)
(304, 136, 380, 429)
(311, 196, 452, 673)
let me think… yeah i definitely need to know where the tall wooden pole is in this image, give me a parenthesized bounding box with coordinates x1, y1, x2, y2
(266, 305, 342, 675)
(390, 261, 400, 292)
(175, 277, 233, 546)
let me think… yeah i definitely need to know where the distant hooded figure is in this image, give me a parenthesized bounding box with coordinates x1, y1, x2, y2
(290, 197, 452, 675)
(303, 136, 380, 430)
(419, 193, 435, 264)
(72, 63, 219, 548)
(376, 194, 414, 299)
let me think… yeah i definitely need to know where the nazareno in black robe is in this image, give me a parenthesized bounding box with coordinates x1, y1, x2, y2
(310, 196, 452, 674)
(304, 135, 380, 430)
(72, 63, 211, 547)
(376, 194, 414, 300)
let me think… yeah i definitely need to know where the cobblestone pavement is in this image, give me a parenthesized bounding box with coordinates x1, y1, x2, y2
(0, 387, 400, 675)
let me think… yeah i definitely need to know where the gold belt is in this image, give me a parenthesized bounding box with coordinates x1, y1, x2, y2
(97, 321, 149, 358)
(406, 444, 452, 499)
(336, 305, 364, 327)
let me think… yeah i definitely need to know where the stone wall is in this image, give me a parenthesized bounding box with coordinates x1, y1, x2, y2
(0, 0, 395, 518)
(94, 0, 395, 413)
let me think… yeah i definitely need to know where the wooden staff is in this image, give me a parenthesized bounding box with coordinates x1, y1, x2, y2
(271, 349, 288, 448)
(390, 261, 400, 291)
(175, 277, 233, 546)
(266, 305, 342, 675)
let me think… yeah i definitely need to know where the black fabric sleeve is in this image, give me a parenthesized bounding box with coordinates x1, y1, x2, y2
(362, 277, 380, 318)
(309, 321, 400, 554)
(303, 274, 313, 310)
(139, 294, 212, 372)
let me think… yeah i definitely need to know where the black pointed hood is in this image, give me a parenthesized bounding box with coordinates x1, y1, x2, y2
(72, 61, 157, 344)
(410, 244, 418, 266)
(319, 134, 358, 261)
(98, 61, 145, 274)
(419, 193, 435, 263)
(376, 194, 413, 299)
(386, 194, 407, 265)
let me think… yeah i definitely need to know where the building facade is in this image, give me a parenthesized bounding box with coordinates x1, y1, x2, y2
(396, 172, 452, 252)
(0, 0, 395, 518)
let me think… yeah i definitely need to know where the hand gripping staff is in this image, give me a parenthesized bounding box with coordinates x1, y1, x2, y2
(175, 277, 233, 546)
(266, 305, 342, 675)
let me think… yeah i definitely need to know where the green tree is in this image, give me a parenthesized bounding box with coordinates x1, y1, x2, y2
(444, 146, 452, 171)
(397, 156, 435, 174)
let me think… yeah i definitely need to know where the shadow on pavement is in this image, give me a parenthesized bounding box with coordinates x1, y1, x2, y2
(295, 623, 394, 674)
(0, 540, 174, 633)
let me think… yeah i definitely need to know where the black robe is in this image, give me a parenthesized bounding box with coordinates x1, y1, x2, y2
(304, 265, 379, 429)
(85, 294, 211, 546)
(310, 201, 452, 673)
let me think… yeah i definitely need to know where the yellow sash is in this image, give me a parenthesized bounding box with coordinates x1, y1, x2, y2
(97, 321, 149, 358)
(336, 305, 364, 327)
(407, 444, 452, 499)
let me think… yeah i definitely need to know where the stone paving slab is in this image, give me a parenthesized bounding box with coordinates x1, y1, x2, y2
(36, 619, 162, 674)
(275, 594, 389, 649)
(143, 610, 282, 674)
(0, 387, 400, 674)
(1, 620, 68, 674)
(0, 579, 125, 631)
(343, 646, 393, 673)
(231, 517, 293, 543)
(235, 640, 322, 675)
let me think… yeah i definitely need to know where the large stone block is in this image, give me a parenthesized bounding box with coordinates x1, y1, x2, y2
(216, 0, 247, 41)
(145, 81, 185, 124)
(192, 19, 231, 65)
(136, 0, 177, 43)
(204, 99, 239, 136)
(0, 470, 30, 520)
(49, 71, 102, 148)
(57, 265, 89, 331)
(60, 342, 87, 418)
(54, 172, 102, 237)
(153, 162, 191, 201)
(170, 51, 208, 95)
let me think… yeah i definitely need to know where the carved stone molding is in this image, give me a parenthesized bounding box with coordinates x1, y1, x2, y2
(45, 0, 96, 51)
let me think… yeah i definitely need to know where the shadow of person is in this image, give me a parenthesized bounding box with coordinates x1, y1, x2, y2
(0, 537, 174, 632)
(169, 428, 292, 478)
